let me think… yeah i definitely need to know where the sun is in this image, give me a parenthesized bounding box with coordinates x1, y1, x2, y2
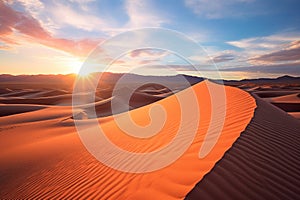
(68, 57, 99, 78)
(69, 59, 91, 77)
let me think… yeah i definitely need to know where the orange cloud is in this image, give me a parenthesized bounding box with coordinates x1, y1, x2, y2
(0, 1, 101, 57)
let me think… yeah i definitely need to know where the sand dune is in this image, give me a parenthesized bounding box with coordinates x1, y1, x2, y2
(0, 92, 95, 106)
(0, 81, 256, 199)
(289, 112, 300, 120)
(0, 104, 47, 117)
(1, 76, 299, 199)
(22, 89, 69, 98)
(0, 89, 41, 97)
(0, 88, 12, 95)
(0, 84, 175, 117)
(253, 90, 300, 98)
(248, 87, 300, 120)
(186, 97, 300, 199)
(0, 95, 72, 105)
(271, 102, 300, 112)
(265, 92, 300, 103)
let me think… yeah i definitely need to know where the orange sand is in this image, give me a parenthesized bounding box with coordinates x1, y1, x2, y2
(0, 81, 256, 199)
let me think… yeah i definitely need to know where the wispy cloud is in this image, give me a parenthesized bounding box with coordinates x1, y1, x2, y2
(8, 0, 111, 34)
(252, 40, 300, 62)
(221, 61, 300, 75)
(212, 52, 236, 63)
(14, 0, 44, 17)
(0, 1, 101, 56)
(10, 0, 58, 34)
(50, 2, 106, 32)
(129, 49, 169, 58)
(227, 34, 299, 50)
(200, 32, 300, 76)
(124, 0, 168, 28)
(226, 32, 300, 65)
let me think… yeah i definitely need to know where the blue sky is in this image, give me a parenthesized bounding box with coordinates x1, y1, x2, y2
(0, 0, 300, 79)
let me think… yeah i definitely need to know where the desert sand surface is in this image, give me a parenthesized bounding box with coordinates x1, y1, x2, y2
(0, 74, 300, 199)
(224, 75, 300, 121)
(243, 85, 300, 120)
(0, 78, 257, 199)
(186, 97, 300, 199)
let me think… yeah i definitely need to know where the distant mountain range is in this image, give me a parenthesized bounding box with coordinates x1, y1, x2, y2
(222, 75, 300, 85)
(0, 73, 299, 85)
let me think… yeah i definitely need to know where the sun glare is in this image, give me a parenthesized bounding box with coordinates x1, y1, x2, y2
(69, 59, 91, 77)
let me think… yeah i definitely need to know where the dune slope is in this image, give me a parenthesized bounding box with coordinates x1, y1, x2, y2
(185, 97, 300, 199)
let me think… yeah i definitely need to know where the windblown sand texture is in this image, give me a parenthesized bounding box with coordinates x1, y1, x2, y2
(0, 80, 256, 199)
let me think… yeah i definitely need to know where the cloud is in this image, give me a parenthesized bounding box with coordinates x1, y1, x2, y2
(226, 32, 300, 68)
(125, 0, 168, 28)
(3, 0, 170, 43)
(68, 0, 96, 11)
(213, 53, 235, 63)
(221, 61, 300, 75)
(10, 0, 108, 34)
(10, 0, 58, 34)
(107, 49, 170, 69)
(227, 33, 300, 52)
(0, 1, 48, 39)
(184, 0, 255, 19)
(50, 3, 105, 32)
(186, 32, 300, 77)
(0, 1, 101, 56)
(15, 0, 44, 16)
(146, 61, 300, 75)
(129, 49, 169, 58)
(252, 40, 300, 62)
(145, 64, 215, 72)
(228, 38, 281, 50)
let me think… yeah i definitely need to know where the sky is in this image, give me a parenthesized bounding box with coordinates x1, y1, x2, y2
(0, 0, 300, 79)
